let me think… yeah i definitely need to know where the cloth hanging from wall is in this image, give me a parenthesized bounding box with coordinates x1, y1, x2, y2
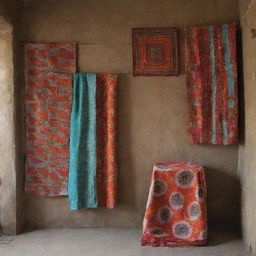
(141, 162, 207, 247)
(185, 24, 238, 145)
(96, 74, 118, 208)
(68, 73, 118, 210)
(68, 73, 98, 210)
(25, 43, 76, 196)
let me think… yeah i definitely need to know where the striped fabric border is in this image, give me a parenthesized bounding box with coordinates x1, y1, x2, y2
(185, 24, 238, 145)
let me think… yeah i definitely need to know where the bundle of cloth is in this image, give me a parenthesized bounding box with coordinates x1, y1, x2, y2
(141, 162, 207, 247)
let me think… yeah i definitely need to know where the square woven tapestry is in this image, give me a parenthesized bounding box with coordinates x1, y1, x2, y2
(25, 43, 76, 196)
(132, 27, 179, 76)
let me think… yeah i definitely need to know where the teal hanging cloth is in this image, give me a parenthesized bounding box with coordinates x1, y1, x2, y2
(68, 73, 98, 210)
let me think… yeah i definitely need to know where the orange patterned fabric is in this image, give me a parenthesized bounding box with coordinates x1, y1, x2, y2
(25, 43, 76, 196)
(141, 162, 207, 247)
(96, 74, 118, 208)
(132, 27, 179, 76)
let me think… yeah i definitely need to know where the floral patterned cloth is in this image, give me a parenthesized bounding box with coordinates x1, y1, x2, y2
(141, 162, 207, 247)
(25, 43, 76, 196)
(96, 74, 118, 208)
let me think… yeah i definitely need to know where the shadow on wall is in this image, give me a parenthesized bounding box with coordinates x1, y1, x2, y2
(205, 166, 241, 234)
(117, 74, 137, 211)
(0, 13, 17, 235)
(237, 24, 245, 145)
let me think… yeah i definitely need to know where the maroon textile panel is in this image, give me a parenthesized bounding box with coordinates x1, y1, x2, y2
(185, 24, 238, 145)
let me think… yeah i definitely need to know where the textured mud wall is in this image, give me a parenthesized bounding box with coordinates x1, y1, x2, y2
(238, 0, 256, 253)
(0, 0, 19, 234)
(21, 0, 240, 230)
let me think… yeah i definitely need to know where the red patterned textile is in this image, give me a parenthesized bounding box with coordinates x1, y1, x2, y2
(25, 43, 76, 196)
(132, 27, 179, 76)
(141, 162, 207, 247)
(185, 24, 238, 145)
(96, 74, 118, 208)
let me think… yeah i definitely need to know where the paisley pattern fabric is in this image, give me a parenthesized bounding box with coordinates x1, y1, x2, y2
(68, 73, 98, 210)
(141, 162, 207, 247)
(96, 74, 118, 208)
(25, 43, 76, 196)
(185, 24, 238, 145)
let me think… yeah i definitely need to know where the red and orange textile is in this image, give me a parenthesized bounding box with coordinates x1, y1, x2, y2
(141, 162, 207, 247)
(96, 74, 118, 208)
(185, 24, 238, 145)
(132, 27, 179, 76)
(25, 43, 76, 196)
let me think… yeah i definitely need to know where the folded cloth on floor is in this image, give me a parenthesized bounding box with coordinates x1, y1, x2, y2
(141, 161, 207, 247)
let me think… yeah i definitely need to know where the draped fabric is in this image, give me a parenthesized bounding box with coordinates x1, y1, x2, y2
(25, 43, 76, 196)
(68, 73, 118, 210)
(68, 73, 98, 210)
(185, 24, 238, 145)
(96, 74, 118, 208)
(141, 162, 207, 247)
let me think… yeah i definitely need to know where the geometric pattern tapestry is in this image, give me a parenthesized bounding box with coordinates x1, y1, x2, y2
(25, 43, 76, 196)
(185, 24, 238, 145)
(132, 27, 179, 76)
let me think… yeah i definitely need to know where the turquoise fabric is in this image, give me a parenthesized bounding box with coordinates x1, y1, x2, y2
(68, 73, 98, 210)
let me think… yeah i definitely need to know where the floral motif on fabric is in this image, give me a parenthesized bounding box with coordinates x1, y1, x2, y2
(141, 162, 207, 247)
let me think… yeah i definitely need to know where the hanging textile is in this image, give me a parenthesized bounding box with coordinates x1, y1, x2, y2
(68, 73, 98, 210)
(25, 43, 76, 196)
(96, 74, 118, 208)
(68, 73, 118, 210)
(185, 24, 238, 145)
(141, 162, 207, 247)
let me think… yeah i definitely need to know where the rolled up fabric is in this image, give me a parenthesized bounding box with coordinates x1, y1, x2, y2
(96, 74, 118, 209)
